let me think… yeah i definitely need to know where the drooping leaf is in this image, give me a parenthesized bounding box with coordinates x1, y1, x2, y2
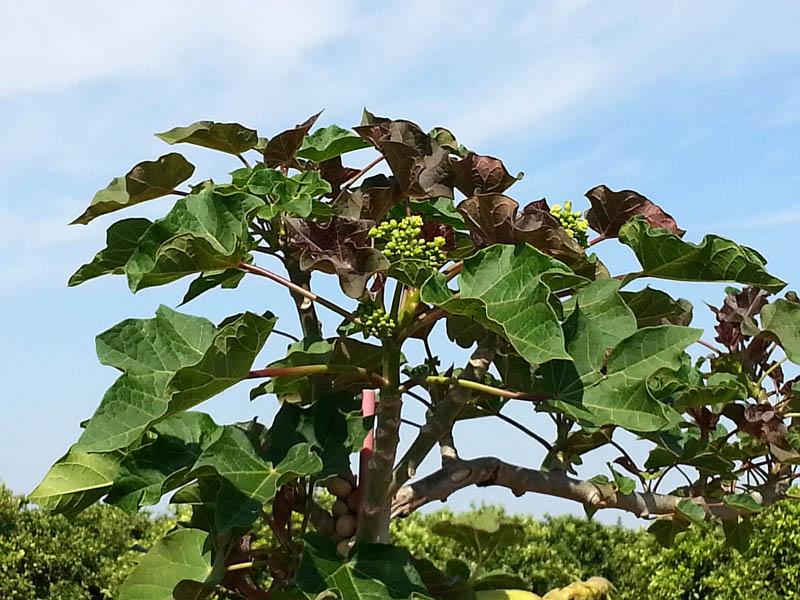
(104, 412, 223, 513)
(709, 286, 769, 349)
(264, 392, 372, 479)
(155, 121, 258, 155)
(69, 218, 152, 285)
(585, 185, 684, 238)
(648, 517, 689, 547)
(581, 325, 702, 431)
(286, 217, 389, 298)
(421, 244, 572, 365)
(297, 124, 371, 163)
(118, 528, 216, 600)
(609, 466, 637, 495)
(722, 517, 753, 552)
(124, 185, 263, 291)
(263, 111, 323, 167)
(29, 449, 120, 516)
(295, 534, 429, 600)
(723, 492, 763, 513)
(180, 268, 246, 305)
(756, 298, 800, 364)
(675, 498, 707, 526)
(355, 114, 454, 198)
(71, 154, 195, 225)
(75, 306, 275, 453)
(620, 287, 693, 327)
(451, 153, 522, 196)
(412, 557, 476, 600)
(620, 217, 786, 293)
(190, 431, 321, 531)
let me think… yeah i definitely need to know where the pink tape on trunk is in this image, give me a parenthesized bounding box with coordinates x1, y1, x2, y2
(358, 389, 376, 496)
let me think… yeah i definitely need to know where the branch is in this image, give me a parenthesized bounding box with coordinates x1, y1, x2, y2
(390, 345, 495, 494)
(391, 456, 784, 521)
(424, 375, 548, 402)
(247, 364, 388, 388)
(239, 262, 358, 324)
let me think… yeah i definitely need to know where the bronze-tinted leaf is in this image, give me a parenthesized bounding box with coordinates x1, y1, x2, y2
(585, 185, 684, 238)
(263, 111, 323, 167)
(155, 122, 258, 155)
(333, 174, 403, 221)
(354, 115, 453, 198)
(285, 217, 389, 298)
(451, 153, 521, 196)
(709, 286, 769, 350)
(318, 156, 360, 197)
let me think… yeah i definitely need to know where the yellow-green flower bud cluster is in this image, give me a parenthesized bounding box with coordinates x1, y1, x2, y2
(368, 215, 447, 268)
(550, 201, 589, 247)
(355, 302, 396, 338)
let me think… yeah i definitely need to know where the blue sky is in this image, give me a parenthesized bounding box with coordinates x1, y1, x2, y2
(1, 1, 799, 526)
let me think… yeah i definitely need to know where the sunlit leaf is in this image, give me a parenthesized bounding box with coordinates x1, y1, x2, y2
(297, 124, 371, 163)
(585, 185, 684, 238)
(69, 218, 151, 286)
(155, 121, 258, 155)
(757, 298, 800, 364)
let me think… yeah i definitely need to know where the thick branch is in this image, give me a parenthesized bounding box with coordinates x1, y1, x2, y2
(391, 456, 784, 521)
(390, 345, 495, 494)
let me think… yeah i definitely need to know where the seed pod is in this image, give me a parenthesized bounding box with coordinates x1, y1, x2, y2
(335, 514, 357, 538)
(336, 539, 353, 557)
(325, 476, 353, 499)
(347, 490, 361, 512)
(332, 499, 350, 518)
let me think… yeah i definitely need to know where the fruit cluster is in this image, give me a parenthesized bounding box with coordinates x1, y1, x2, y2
(355, 301, 396, 338)
(550, 201, 589, 247)
(322, 474, 361, 556)
(368, 215, 447, 268)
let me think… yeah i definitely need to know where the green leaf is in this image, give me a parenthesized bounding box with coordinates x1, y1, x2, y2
(648, 517, 689, 547)
(190, 432, 321, 530)
(297, 124, 371, 163)
(676, 498, 707, 526)
(412, 557, 476, 600)
(388, 259, 438, 289)
(29, 449, 120, 516)
(723, 493, 763, 513)
(258, 171, 332, 220)
(619, 216, 786, 293)
(421, 244, 572, 365)
(124, 185, 264, 291)
(71, 154, 195, 225)
(180, 268, 246, 305)
(582, 325, 702, 431)
(471, 572, 529, 592)
(758, 299, 800, 364)
(722, 517, 754, 552)
(118, 528, 216, 600)
(609, 467, 637, 495)
(295, 534, 429, 600)
(673, 373, 747, 412)
(75, 306, 275, 453)
(620, 286, 693, 327)
(104, 412, 223, 513)
(69, 218, 152, 286)
(155, 121, 258, 155)
(265, 392, 372, 480)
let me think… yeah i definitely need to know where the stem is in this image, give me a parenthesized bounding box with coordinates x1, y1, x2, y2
(342, 156, 384, 190)
(236, 153, 252, 169)
(404, 389, 433, 409)
(239, 262, 357, 324)
(390, 282, 404, 320)
(356, 340, 402, 544)
(271, 329, 301, 343)
(247, 364, 388, 387)
(227, 560, 269, 572)
(489, 408, 553, 452)
(170, 189, 189, 197)
(608, 437, 646, 489)
(424, 375, 548, 402)
(757, 357, 788, 387)
(399, 308, 446, 341)
(696, 339, 723, 355)
(588, 234, 607, 247)
(401, 418, 423, 428)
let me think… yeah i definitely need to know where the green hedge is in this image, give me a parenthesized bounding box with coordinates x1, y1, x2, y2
(3, 482, 800, 599)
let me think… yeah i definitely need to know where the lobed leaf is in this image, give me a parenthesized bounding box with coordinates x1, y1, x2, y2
(620, 286, 693, 327)
(263, 111, 322, 167)
(756, 298, 800, 364)
(74, 306, 275, 453)
(421, 244, 572, 365)
(69, 218, 152, 285)
(71, 154, 195, 225)
(451, 153, 522, 196)
(117, 528, 216, 600)
(620, 217, 786, 293)
(155, 121, 258, 155)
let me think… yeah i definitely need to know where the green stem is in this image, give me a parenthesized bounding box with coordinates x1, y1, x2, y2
(757, 357, 788, 387)
(227, 560, 269, 572)
(356, 340, 403, 544)
(423, 375, 548, 402)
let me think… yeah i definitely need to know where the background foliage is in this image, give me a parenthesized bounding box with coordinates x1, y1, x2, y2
(5, 482, 800, 600)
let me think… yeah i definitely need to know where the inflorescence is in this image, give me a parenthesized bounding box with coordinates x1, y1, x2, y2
(368, 215, 447, 268)
(355, 301, 396, 338)
(550, 201, 589, 247)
